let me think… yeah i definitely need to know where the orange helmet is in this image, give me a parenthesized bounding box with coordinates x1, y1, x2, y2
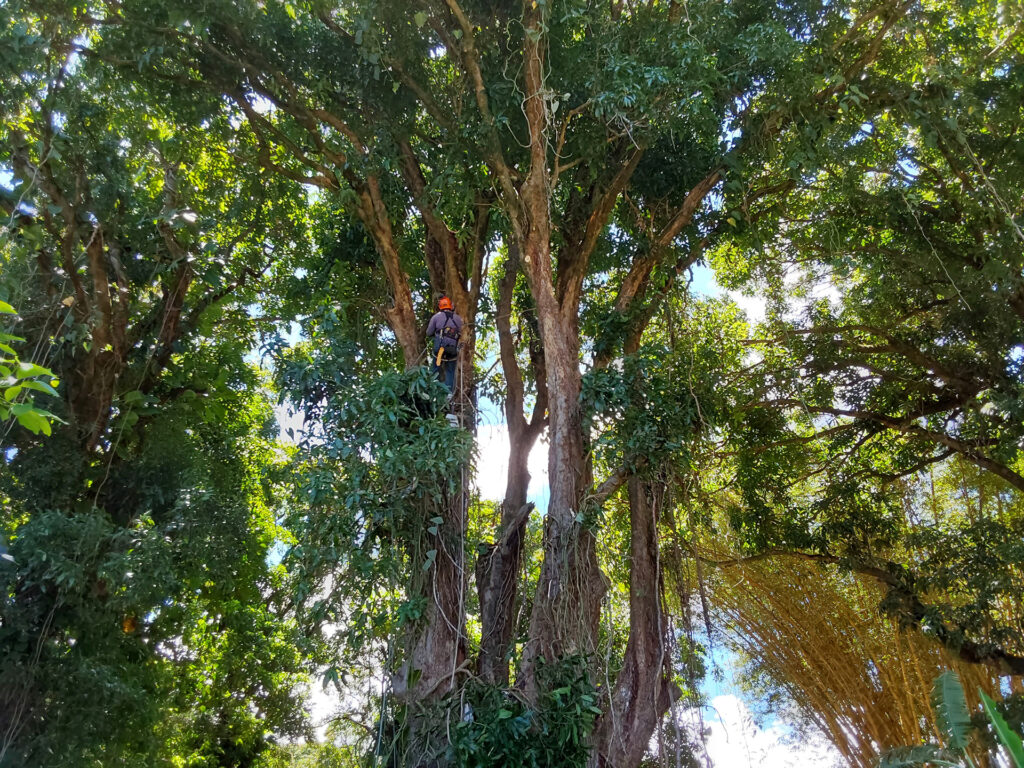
(438, 296, 453, 311)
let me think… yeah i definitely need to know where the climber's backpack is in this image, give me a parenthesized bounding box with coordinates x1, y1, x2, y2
(436, 310, 459, 360)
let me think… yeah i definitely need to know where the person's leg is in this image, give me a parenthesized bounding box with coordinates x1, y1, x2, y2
(432, 345, 446, 386)
(444, 359, 457, 392)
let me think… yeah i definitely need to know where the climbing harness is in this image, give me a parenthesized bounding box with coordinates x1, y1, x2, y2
(431, 304, 461, 415)
(435, 310, 459, 361)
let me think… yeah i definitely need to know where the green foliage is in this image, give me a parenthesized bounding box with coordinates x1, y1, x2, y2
(449, 657, 601, 768)
(0, 6, 316, 763)
(879, 745, 962, 768)
(932, 672, 975, 753)
(277, 331, 471, 665)
(255, 741, 364, 768)
(0, 303, 59, 435)
(584, 298, 745, 483)
(1, 376, 312, 767)
(2, 0, 1023, 763)
(879, 673, 1024, 768)
(979, 691, 1024, 768)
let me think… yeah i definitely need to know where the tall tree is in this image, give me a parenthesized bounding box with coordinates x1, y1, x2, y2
(1, 9, 315, 764)
(10, 0, 1023, 765)
(715, 0, 1024, 675)
(96, 0, 934, 762)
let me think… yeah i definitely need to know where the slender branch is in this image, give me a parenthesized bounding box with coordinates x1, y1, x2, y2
(551, 100, 593, 186)
(557, 147, 645, 315)
(496, 246, 528, 435)
(438, 0, 519, 205)
(758, 399, 1024, 491)
(590, 464, 631, 505)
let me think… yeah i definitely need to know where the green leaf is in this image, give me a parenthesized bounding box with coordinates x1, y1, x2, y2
(422, 549, 437, 571)
(979, 690, 1024, 768)
(16, 361, 51, 378)
(878, 745, 960, 768)
(413, 11, 427, 27)
(932, 671, 973, 752)
(4, 385, 22, 401)
(18, 380, 58, 396)
(15, 408, 51, 436)
(0, 301, 16, 314)
(322, 666, 339, 690)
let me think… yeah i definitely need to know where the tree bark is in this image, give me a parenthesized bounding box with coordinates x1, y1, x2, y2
(511, 0, 608, 694)
(394, 494, 470, 759)
(477, 251, 546, 685)
(381, 156, 493, 762)
(355, 178, 421, 369)
(592, 477, 679, 767)
(518, 281, 604, 688)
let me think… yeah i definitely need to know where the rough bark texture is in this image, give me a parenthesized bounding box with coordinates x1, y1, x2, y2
(394, 489, 470, 725)
(517, 263, 607, 688)
(512, 4, 606, 690)
(355, 176, 421, 370)
(592, 478, 679, 767)
(375, 146, 495, 763)
(475, 497, 532, 685)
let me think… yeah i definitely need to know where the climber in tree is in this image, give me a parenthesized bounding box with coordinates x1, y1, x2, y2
(426, 295, 462, 394)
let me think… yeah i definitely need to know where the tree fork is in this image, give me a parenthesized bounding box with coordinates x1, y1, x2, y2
(477, 250, 547, 685)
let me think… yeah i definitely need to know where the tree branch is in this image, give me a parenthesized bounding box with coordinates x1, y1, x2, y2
(757, 399, 1024, 492)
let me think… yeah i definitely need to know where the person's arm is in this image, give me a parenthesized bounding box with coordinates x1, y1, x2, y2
(425, 313, 438, 339)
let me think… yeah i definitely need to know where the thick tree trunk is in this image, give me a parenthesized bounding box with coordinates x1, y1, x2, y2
(392, 433, 470, 764)
(518, 295, 605, 687)
(475, 462, 532, 685)
(386, 210, 484, 766)
(395, 492, 469, 763)
(392, 348, 471, 765)
(513, 3, 606, 690)
(592, 477, 679, 767)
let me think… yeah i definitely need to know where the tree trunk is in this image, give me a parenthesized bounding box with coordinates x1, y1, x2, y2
(592, 476, 679, 767)
(475, 459, 532, 686)
(513, 4, 607, 688)
(476, 254, 544, 685)
(392, 431, 470, 764)
(387, 217, 483, 766)
(518, 287, 605, 687)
